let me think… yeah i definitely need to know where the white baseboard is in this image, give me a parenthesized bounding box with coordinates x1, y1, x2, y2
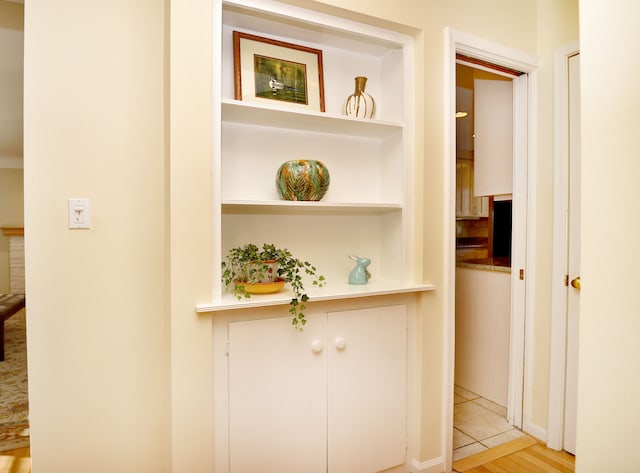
(410, 456, 445, 473)
(523, 421, 547, 444)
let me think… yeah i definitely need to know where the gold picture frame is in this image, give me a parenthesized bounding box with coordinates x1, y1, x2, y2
(233, 31, 325, 112)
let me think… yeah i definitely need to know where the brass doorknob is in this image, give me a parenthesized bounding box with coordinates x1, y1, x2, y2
(570, 277, 581, 290)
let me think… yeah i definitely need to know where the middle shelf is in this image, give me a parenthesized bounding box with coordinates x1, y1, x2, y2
(221, 118, 405, 203)
(222, 200, 402, 215)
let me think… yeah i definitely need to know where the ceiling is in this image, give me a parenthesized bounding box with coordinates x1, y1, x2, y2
(0, 0, 24, 169)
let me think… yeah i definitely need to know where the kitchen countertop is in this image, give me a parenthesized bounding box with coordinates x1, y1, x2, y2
(456, 237, 488, 249)
(456, 257, 511, 273)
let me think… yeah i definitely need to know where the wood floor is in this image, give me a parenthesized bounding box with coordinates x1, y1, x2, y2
(0, 441, 574, 473)
(453, 436, 575, 473)
(0, 447, 31, 473)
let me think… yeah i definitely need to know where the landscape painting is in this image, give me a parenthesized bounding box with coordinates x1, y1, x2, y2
(253, 54, 308, 105)
(233, 31, 325, 112)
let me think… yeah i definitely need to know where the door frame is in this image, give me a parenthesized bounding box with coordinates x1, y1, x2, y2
(547, 40, 580, 451)
(444, 28, 539, 470)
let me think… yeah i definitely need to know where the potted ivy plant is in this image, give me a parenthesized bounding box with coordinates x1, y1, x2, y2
(222, 243, 326, 330)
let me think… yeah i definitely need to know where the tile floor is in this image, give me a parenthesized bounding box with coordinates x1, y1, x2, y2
(453, 385, 526, 461)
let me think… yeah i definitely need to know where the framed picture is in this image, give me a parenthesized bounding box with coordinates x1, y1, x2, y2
(233, 31, 325, 112)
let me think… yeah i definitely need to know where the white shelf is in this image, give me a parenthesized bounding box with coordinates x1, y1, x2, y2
(222, 200, 402, 214)
(212, 0, 417, 308)
(222, 99, 403, 138)
(196, 280, 436, 313)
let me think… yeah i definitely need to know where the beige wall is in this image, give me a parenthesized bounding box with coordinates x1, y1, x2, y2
(22, 0, 583, 471)
(577, 0, 640, 470)
(304, 0, 577, 459)
(295, 0, 578, 461)
(0, 168, 24, 293)
(0, 0, 23, 167)
(169, 1, 215, 471)
(24, 1, 170, 472)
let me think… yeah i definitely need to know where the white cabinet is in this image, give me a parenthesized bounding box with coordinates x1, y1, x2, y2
(228, 313, 327, 473)
(456, 158, 489, 218)
(474, 78, 513, 197)
(206, 3, 429, 471)
(227, 305, 407, 473)
(327, 306, 407, 473)
(455, 268, 510, 407)
(198, 0, 426, 314)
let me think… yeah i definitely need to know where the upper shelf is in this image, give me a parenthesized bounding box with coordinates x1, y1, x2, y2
(222, 1, 410, 58)
(221, 99, 403, 138)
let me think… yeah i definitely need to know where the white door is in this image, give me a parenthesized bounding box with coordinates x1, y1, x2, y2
(327, 305, 407, 473)
(564, 52, 581, 455)
(227, 314, 327, 473)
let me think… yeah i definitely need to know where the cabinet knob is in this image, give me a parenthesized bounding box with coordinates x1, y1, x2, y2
(311, 340, 324, 353)
(335, 336, 347, 350)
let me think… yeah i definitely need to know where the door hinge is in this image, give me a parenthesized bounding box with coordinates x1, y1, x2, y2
(519, 268, 525, 280)
(225, 337, 230, 357)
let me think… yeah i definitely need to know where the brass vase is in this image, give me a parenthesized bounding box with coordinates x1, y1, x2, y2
(343, 76, 376, 119)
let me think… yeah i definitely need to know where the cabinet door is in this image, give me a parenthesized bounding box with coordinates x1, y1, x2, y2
(327, 305, 407, 473)
(457, 158, 489, 217)
(228, 314, 327, 473)
(476, 195, 489, 217)
(456, 158, 473, 217)
(474, 78, 513, 196)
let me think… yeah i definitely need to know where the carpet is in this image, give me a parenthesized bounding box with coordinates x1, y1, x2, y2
(0, 309, 29, 452)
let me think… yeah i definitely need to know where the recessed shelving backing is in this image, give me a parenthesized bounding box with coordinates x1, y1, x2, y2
(201, 0, 433, 311)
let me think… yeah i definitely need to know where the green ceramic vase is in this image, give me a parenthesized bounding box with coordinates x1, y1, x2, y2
(276, 159, 330, 201)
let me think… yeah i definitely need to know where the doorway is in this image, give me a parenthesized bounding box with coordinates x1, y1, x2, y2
(445, 28, 539, 471)
(452, 62, 520, 461)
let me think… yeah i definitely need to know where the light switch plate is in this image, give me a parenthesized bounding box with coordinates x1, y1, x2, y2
(68, 198, 91, 229)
